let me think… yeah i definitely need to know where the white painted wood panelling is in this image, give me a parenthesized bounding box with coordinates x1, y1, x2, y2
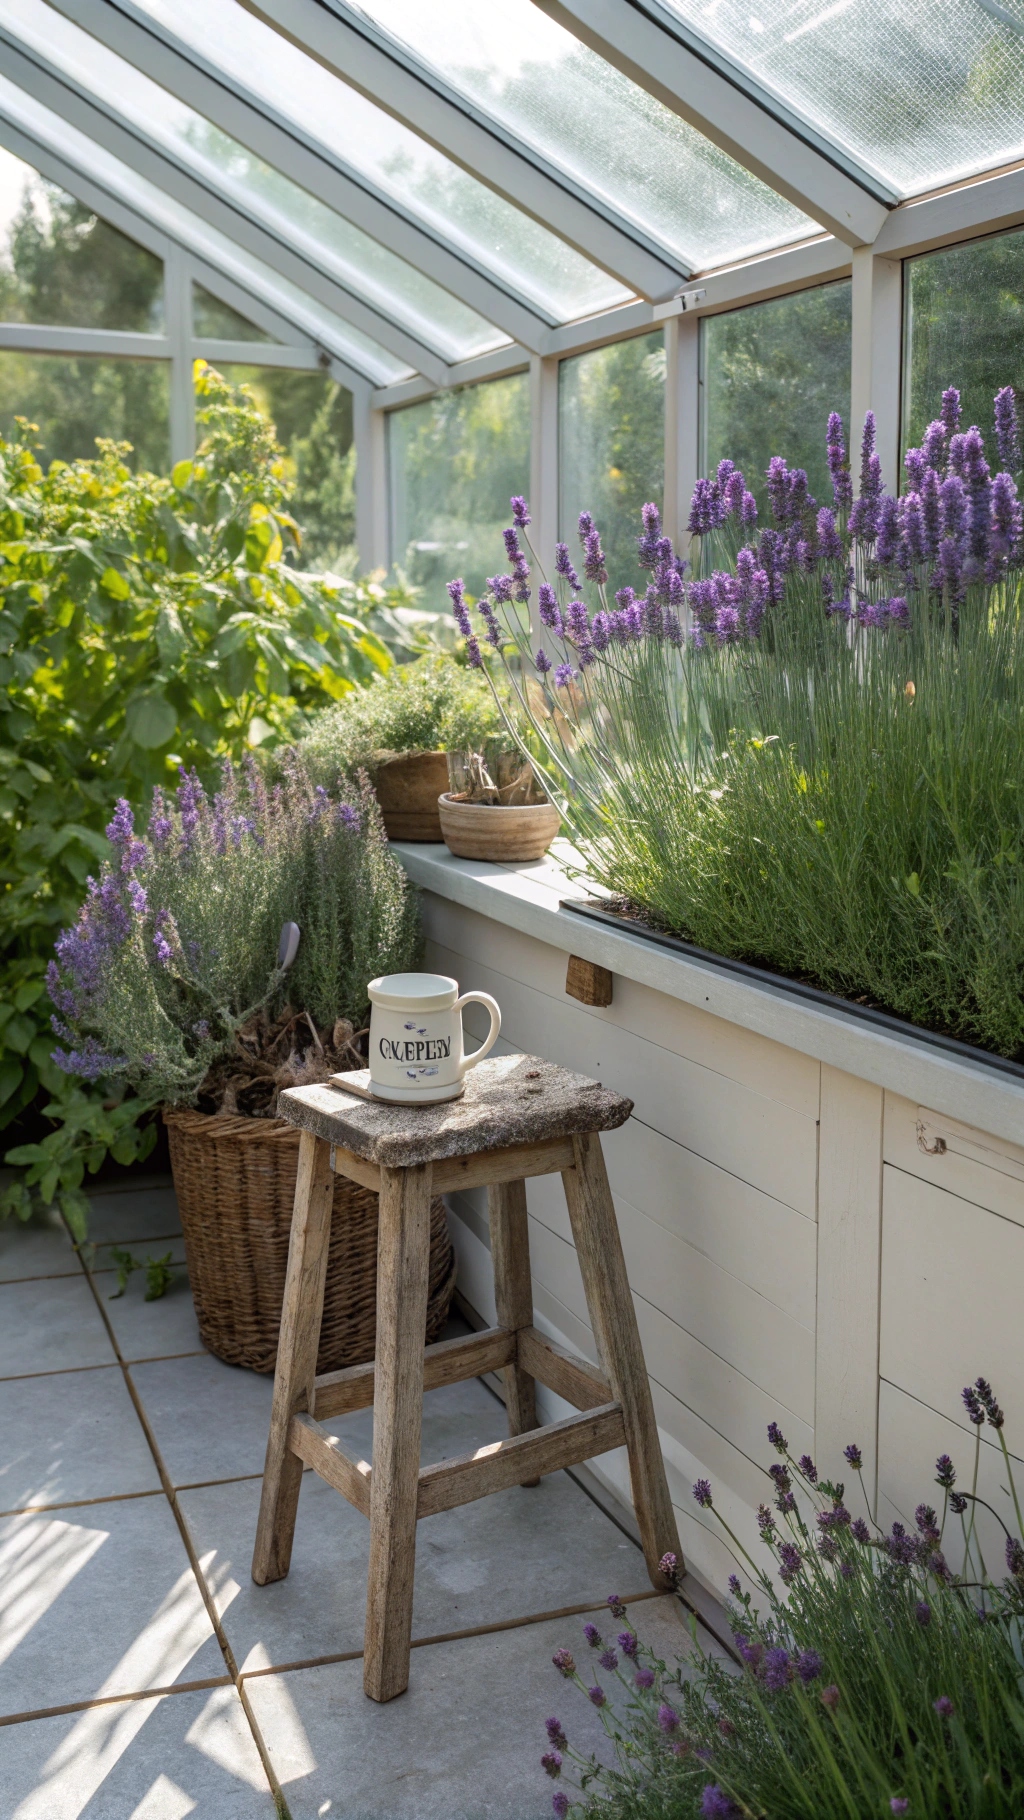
(879, 1165, 1024, 1434)
(877, 1378, 1024, 1578)
(815, 1066, 883, 1505)
(428, 936, 819, 1215)
(885, 1093, 1024, 1229)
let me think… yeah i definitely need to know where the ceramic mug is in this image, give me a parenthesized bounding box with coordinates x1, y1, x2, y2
(367, 971, 501, 1103)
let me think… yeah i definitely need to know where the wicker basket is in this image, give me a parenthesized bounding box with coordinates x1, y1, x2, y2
(164, 1107, 456, 1374)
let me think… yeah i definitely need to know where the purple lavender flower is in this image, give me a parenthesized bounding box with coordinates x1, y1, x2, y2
(920, 466, 942, 559)
(578, 514, 607, 584)
(590, 611, 611, 652)
(891, 1801, 909, 1815)
(915, 1503, 939, 1537)
(51, 1036, 128, 1079)
(923, 419, 947, 470)
(177, 767, 205, 853)
(688, 477, 724, 535)
(657, 1703, 679, 1733)
(898, 490, 927, 566)
(659, 1551, 680, 1588)
(994, 385, 1021, 475)
(962, 1384, 986, 1425)
(975, 1377, 1005, 1428)
(796, 1649, 822, 1683)
(477, 601, 503, 649)
(546, 1718, 567, 1750)
(817, 1505, 852, 1532)
(618, 1631, 638, 1659)
(904, 446, 926, 491)
(587, 1685, 606, 1708)
(950, 1492, 968, 1515)
(147, 787, 172, 851)
(768, 1463, 791, 1494)
(988, 471, 1023, 578)
(598, 1647, 618, 1671)
(152, 910, 173, 968)
(692, 1479, 713, 1508)
(799, 1455, 818, 1484)
(446, 577, 472, 639)
(851, 1518, 871, 1544)
(728, 1575, 742, 1597)
(935, 1455, 956, 1489)
(635, 1667, 655, 1691)
(503, 526, 521, 563)
(637, 501, 662, 569)
(844, 1444, 863, 1470)
(934, 1695, 954, 1719)
(766, 456, 791, 526)
(818, 1535, 839, 1562)
(552, 1793, 569, 1819)
(535, 648, 552, 676)
(735, 1634, 763, 1669)
(714, 604, 741, 644)
(538, 583, 565, 638)
(552, 1648, 575, 1678)
(816, 507, 842, 563)
(1005, 1536, 1024, 1577)
(700, 1787, 738, 1819)
(488, 572, 514, 606)
(337, 803, 361, 833)
(565, 600, 591, 648)
(510, 494, 530, 529)
(778, 1542, 803, 1584)
(553, 663, 575, 689)
(827, 411, 853, 508)
(916, 1600, 932, 1627)
(465, 635, 483, 669)
(541, 1751, 562, 1779)
(936, 536, 964, 604)
(767, 1421, 788, 1453)
(848, 413, 883, 542)
(941, 387, 962, 437)
(757, 1504, 775, 1537)
(582, 1624, 601, 1649)
(740, 489, 759, 525)
(875, 494, 900, 566)
(554, 542, 581, 591)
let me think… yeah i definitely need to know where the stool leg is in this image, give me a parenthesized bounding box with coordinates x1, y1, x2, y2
(562, 1131, 682, 1591)
(488, 1179, 540, 1484)
(252, 1132, 334, 1586)
(364, 1162, 432, 1702)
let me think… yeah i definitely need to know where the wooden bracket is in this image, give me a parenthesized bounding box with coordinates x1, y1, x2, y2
(565, 954, 612, 1007)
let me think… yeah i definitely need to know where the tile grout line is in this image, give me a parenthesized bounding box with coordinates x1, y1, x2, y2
(0, 1471, 264, 1522)
(0, 1675, 234, 1730)
(0, 1349, 206, 1385)
(0, 1235, 183, 1285)
(72, 1232, 293, 1820)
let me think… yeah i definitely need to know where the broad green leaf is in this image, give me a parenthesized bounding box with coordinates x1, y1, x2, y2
(125, 691, 178, 750)
(171, 459, 194, 491)
(100, 566, 131, 600)
(0, 1057, 23, 1108)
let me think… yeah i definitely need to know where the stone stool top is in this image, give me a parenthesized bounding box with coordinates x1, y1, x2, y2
(278, 1053, 632, 1168)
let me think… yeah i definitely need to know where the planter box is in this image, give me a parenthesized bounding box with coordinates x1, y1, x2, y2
(394, 840, 1024, 1604)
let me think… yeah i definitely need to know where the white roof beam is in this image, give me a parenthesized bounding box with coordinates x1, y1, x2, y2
(873, 165, 1024, 261)
(0, 31, 452, 385)
(46, 0, 553, 353)
(533, 0, 891, 249)
(240, 0, 688, 300)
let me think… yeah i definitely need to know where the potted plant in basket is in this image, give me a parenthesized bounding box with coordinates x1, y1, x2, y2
(300, 652, 500, 841)
(46, 754, 456, 1373)
(440, 736, 561, 862)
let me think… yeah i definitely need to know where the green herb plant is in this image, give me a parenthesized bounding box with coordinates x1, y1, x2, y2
(299, 651, 501, 781)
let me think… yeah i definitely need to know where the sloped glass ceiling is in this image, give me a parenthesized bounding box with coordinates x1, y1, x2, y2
(0, 70, 414, 383)
(655, 0, 1024, 197)
(129, 0, 632, 324)
(1, 0, 508, 362)
(346, 0, 820, 271)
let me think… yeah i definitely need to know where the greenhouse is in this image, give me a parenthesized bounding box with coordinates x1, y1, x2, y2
(2, 1, 1024, 1815)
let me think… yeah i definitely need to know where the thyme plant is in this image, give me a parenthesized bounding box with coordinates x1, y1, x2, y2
(542, 1380, 1024, 1819)
(450, 394, 1024, 1058)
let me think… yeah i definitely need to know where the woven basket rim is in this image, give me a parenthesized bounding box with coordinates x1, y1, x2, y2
(162, 1104, 301, 1145)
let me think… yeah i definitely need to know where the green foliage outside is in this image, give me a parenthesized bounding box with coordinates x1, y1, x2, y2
(0, 363, 401, 1231)
(388, 374, 530, 612)
(300, 653, 500, 778)
(544, 1386, 1024, 1818)
(702, 283, 852, 513)
(559, 333, 665, 583)
(904, 227, 1024, 456)
(221, 366, 357, 574)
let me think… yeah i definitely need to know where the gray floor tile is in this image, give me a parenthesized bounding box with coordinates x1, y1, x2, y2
(85, 1183, 181, 1248)
(0, 1495, 219, 1717)
(0, 1368, 161, 1513)
(0, 1209, 76, 1282)
(246, 1596, 692, 1820)
(0, 1277, 115, 1376)
(100, 1268, 202, 1364)
(0, 1684, 274, 1818)
(91, 1238, 188, 1276)
(129, 1355, 274, 1487)
(180, 1448, 646, 1674)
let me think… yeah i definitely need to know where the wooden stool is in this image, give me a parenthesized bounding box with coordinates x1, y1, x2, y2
(251, 1053, 681, 1703)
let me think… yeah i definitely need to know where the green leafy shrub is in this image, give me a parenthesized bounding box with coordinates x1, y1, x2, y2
(45, 756, 420, 1112)
(0, 361, 408, 1221)
(299, 651, 500, 779)
(542, 1381, 1024, 1818)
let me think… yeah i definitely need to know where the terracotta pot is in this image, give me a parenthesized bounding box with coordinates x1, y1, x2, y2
(438, 792, 561, 862)
(373, 751, 449, 841)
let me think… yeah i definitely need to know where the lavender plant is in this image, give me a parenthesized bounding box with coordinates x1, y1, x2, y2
(541, 1380, 1024, 1819)
(41, 754, 420, 1112)
(451, 397, 1024, 1058)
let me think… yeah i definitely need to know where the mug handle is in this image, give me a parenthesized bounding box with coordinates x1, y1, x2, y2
(454, 991, 501, 1071)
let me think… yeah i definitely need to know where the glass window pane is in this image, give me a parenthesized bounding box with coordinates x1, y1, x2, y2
(559, 332, 665, 584)
(3, 0, 507, 363)
(0, 353, 169, 470)
(658, 0, 1024, 198)
(130, 0, 630, 325)
(348, 0, 817, 270)
(0, 143, 162, 330)
(701, 282, 852, 511)
(0, 68, 413, 387)
(388, 375, 530, 613)
(904, 228, 1024, 457)
(219, 365, 355, 572)
(193, 283, 275, 344)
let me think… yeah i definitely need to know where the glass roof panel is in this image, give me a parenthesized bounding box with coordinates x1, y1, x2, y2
(346, 0, 819, 270)
(655, 0, 1024, 198)
(129, 0, 631, 324)
(2, 0, 508, 362)
(0, 69, 414, 383)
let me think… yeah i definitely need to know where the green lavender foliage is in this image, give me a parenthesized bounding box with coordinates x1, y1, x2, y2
(545, 1395, 1024, 1819)
(44, 758, 421, 1110)
(299, 653, 501, 778)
